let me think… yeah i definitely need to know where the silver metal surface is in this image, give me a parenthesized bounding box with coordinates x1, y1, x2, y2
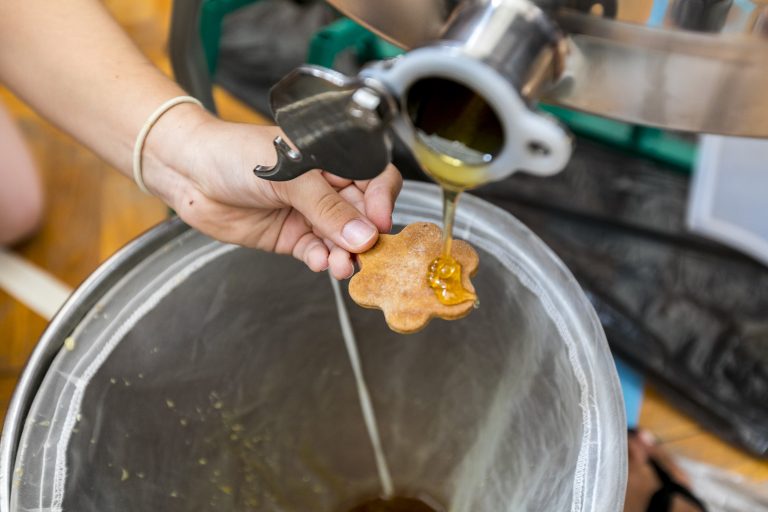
(258, 0, 571, 183)
(439, 0, 566, 99)
(253, 66, 394, 181)
(553, 12, 768, 136)
(327, 0, 768, 137)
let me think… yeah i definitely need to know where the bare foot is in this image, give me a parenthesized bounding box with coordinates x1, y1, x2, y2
(624, 430, 704, 512)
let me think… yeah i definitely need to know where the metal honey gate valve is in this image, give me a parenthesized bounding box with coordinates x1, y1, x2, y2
(254, 0, 573, 185)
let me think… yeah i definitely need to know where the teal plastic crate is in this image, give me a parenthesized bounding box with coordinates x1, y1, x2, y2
(541, 105, 696, 172)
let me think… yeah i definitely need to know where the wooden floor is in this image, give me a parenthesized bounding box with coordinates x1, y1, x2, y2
(0, 0, 766, 485)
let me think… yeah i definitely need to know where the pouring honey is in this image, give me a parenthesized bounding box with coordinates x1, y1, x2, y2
(407, 78, 504, 306)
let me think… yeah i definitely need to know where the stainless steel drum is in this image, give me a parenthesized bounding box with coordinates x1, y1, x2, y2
(0, 182, 626, 511)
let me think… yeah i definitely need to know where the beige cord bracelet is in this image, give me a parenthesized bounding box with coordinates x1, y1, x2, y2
(132, 95, 204, 195)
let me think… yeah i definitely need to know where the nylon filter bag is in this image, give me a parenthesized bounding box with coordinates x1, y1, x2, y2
(9, 182, 626, 512)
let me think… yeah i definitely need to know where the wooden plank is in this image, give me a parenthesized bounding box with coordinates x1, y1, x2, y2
(214, 86, 271, 125)
(0, 292, 46, 373)
(668, 432, 768, 481)
(640, 386, 768, 480)
(638, 387, 703, 442)
(98, 171, 166, 261)
(0, 376, 20, 423)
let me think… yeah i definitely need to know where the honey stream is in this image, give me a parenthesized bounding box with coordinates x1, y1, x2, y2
(407, 79, 500, 307)
(413, 136, 490, 307)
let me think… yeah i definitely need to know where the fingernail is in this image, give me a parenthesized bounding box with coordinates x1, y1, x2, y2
(342, 219, 377, 248)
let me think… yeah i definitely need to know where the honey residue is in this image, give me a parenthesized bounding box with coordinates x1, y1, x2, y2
(427, 255, 476, 305)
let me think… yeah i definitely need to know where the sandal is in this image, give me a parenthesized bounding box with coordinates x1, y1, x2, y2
(628, 429, 708, 512)
(646, 458, 707, 512)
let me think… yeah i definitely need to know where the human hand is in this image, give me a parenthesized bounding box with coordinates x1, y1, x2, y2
(142, 106, 402, 280)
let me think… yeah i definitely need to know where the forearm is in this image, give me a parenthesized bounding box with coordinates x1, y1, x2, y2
(0, 0, 401, 279)
(0, 0, 202, 176)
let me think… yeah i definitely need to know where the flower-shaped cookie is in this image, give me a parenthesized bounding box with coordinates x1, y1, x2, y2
(349, 222, 479, 334)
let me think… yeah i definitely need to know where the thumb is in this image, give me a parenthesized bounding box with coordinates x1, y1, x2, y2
(279, 171, 379, 253)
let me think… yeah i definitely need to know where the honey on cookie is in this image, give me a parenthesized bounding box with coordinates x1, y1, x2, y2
(349, 222, 478, 334)
(427, 255, 476, 305)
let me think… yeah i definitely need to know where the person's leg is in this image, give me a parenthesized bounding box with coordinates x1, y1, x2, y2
(0, 100, 43, 246)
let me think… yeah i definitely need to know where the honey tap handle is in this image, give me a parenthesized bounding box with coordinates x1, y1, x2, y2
(253, 66, 395, 182)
